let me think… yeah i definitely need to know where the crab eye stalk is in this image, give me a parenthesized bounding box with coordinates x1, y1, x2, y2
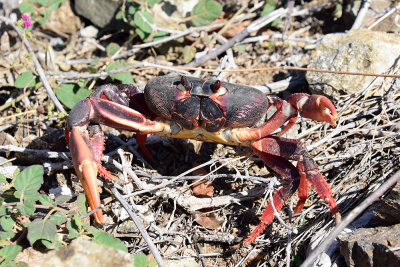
(180, 76, 192, 92)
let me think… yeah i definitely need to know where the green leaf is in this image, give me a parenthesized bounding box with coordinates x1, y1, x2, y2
(0, 245, 22, 262)
(39, 194, 54, 206)
(19, 188, 40, 214)
(54, 195, 71, 205)
(128, 5, 137, 15)
(183, 46, 196, 63)
(41, 239, 62, 249)
(0, 230, 15, 240)
(133, 254, 148, 267)
(146, 0, 161, 8)
(73, 215, 83, 231)
(48, 0, 65, 11)
(55, 83, 91, 109)
(93, 232, 127, 252)
(0, 215, 16, 232)
(66, 221, 80, 239)
(17, 200, 35, 215)
(14, 165, 43, 197)
(191, 0, 222, 26)
(0, 206, 6, 216)
(152, 31, 168, 42)
(40, 9, 50, 19)
(49, 212, 67, 225)
(148, 258, 158, 267)
(106, 43, 120, 57)
(87, 226, 101, 236)
(0, 173, 7, 183)
(90, 59, 99, 66)
(134, 11, 153, 33)
(105, 61, 134, 84)
(77, 194, 87, 216)
(15, 71, 37, 88)
(19, 2, 35, 13)
(27, 219, 57, 245)
(136, 28, 148, 40)
(12, 169, 20, 180)
(115, 10, 125, 20)
(37, 0, 51, 6)
(261, 0, 277, 16)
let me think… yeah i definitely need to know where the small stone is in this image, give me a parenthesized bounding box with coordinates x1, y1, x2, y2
(49, 185, 73, 198)
(80, 26, 99, 38)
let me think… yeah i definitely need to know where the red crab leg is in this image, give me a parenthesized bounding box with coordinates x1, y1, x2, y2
(293, 163, 309, 213)
(235, 94, 337, 142)
(244, 137, 339, 243)
(66, 96, 165, 224)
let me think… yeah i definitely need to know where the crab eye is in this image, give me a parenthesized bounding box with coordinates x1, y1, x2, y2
(211, 80, 227, 96)
(211, 80, 221, 93)
(179, 76, 192, 92)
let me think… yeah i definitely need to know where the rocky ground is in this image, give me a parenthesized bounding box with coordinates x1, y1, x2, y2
(0, 0, 400, 266)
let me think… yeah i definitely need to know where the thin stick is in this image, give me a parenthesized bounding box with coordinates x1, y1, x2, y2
(0, 86, 35, 112)
(300, 169, 400, 267)
(351, 0, 372, 29)
(111, 187, 165, 267)
(185, 8, 286, 67)
(0, 145, 70, 159)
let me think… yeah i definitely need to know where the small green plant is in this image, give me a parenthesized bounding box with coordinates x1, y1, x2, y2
(19, 0, 66, 25)
(116, 0, 222, 42)
(0, 165, 144, 265)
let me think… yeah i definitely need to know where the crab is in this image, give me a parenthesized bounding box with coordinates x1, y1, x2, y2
(65, 74, 339, 243)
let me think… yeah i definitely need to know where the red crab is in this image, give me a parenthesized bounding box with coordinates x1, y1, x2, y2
(65, 74, 339, 243)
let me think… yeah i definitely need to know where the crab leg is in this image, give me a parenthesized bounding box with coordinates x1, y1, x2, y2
(66, 90, 166, 224)
(244, 137, 338, 243)
(234, 94, 337, 142)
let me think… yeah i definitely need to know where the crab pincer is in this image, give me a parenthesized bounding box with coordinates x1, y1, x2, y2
(66, 84, 165, 224)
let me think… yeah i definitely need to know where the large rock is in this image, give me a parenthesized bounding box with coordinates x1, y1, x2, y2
(74, 0, 122, 28)
(337, 224, 400, 267)
(306, 30, 400, 96)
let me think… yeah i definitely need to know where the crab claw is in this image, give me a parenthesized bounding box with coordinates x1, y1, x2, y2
(288, 94, 337, 127)
(68, 126, 105, 224)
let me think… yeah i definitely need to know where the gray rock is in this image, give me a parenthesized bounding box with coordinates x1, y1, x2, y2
(74, 0, 122, 28)
(337, 224, 400, 267)
(31, 238, 132, 267)
(306, 30, 400, 96)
